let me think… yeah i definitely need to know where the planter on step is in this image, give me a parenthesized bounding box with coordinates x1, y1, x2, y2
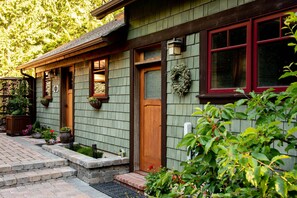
(6, 115, 31, 136)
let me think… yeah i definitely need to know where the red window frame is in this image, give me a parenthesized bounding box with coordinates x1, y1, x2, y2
(207, 11, 294, 94)
(208, 22, 251, 94)
(253, 12, 292, 92)
(89, 57, 109, 100)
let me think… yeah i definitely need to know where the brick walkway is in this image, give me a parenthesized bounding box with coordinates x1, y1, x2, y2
(0, 133, 110, 198)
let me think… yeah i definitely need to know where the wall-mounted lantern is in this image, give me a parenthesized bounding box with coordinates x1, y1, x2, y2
(167, 38, 184, 56)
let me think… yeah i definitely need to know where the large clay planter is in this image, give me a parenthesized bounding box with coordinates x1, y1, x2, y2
(6, 115, 31, 136)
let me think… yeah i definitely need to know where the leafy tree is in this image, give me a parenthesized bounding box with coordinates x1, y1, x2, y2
(0, 0, 117, 77)
(145, 12, 297, 198)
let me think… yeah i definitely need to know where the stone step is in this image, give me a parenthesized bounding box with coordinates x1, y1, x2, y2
(0, 166, 77, 188)
(0, 159, 68, 175)
(114, 172, 146, 191)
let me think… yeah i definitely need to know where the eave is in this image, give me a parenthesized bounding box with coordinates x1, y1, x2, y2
(17, 38, 106, 70)
(91, 0, 137, 19)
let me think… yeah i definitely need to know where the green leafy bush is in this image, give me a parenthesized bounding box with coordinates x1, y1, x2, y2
(68, 144, 103, 159)
(145, 13, 297, 198)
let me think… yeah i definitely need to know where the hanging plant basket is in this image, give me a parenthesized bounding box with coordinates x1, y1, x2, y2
(40, 98, 50, 107)
(88, 97, 102, 109)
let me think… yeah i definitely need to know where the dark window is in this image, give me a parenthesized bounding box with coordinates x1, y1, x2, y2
(205, 11, 295, 96)
(90, 58, 108, 99)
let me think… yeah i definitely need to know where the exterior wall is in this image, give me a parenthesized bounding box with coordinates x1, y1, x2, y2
(128, 0, 255, 170)
(127, 0, 255, 40)
(74, 51, 130, 156)
(36, 77, 60, 132)
(127, 0, 297, 171)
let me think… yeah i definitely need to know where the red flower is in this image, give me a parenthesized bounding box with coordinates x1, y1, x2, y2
(148, 165, 154, 170)
(50, 129, 55, 133)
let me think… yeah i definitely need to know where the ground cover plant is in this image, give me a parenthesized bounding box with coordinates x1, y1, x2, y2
(67, 144, 103, 159)
(145, 12, 297, 198)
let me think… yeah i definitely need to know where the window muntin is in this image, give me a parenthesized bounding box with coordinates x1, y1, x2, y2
(91, 58, 108, 98)
(207, 11, 295, 94)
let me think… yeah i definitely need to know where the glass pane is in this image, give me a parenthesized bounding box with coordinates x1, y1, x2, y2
(258, 39, 295, 86)
(230, 26, 247, 46)
(212, 31, 227, 49)
(211, 48, 246, 88)
(94, 82, 105, 94)
(94, 60, 100, 70)
(144, 49, 161, 60)
(258, 18, 280, 41)
(145, 70, 161, 99)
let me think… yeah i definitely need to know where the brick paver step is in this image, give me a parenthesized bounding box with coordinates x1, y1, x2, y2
(0, 166, 77, 188)
(114, 172, 146, 191)
(0, 158, 68, 175)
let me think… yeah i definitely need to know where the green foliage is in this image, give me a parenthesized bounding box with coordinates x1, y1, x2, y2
(145, 13, 297, 198)
(7, 80, 30, 115)
(145, 168, 181, 197)
(0, 0, 120, 77)
(68, 144, 103, 159)
(42, 127, 58, 141)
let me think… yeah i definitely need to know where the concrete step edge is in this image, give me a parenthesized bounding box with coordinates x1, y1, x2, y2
(0, 166, 77, 188)
(0, 159, 68, 175)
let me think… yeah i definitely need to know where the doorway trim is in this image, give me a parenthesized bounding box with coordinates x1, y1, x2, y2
(60, 66, 75, 137)
(129, 42, 167, 172)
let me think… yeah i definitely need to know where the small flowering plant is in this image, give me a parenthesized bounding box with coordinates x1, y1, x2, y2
(42, 128, 58, 142)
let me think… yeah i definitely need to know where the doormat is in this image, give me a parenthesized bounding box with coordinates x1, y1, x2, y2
(91, 182, 145, 198)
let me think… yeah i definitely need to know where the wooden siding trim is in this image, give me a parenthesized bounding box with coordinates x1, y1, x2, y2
(161, 41, 167, 168)
(91, 0, 137, 19)
(129, 49, 135, 172)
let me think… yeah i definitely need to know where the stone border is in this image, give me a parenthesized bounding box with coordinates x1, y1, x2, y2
(42, 144, 129, 184)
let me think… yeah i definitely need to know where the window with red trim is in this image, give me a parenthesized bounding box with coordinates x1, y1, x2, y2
(90, 58, 108, 99)
(207, 11, 295, 95)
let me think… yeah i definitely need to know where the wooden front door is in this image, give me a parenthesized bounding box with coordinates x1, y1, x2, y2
(140, 66, 161, 172)
(66, 66, 73, 135)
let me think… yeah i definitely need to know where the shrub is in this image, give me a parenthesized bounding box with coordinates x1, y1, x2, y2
(145, 13, 297, 198)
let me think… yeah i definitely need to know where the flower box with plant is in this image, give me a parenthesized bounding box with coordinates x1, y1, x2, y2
(88, 97, 102, 109)
(42, 128, 57, 144)
(6, 80, 31, 136)
(59, 126, 71, 143)
(40, 97, 50, 107)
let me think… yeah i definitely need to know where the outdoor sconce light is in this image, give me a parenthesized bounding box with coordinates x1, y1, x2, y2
(168, 38, 184, 56)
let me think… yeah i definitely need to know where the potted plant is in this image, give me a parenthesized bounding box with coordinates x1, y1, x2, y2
(31, 120, 42, 138)
(6, 80, 31, 136)
(40, 97, 50, 107)
(88, 97, 102, 109)
(42, 127, 57, 145)
(59, 126, 71, 143)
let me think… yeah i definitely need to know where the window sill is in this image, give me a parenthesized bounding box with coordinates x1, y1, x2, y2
(197, 93, 246, 104)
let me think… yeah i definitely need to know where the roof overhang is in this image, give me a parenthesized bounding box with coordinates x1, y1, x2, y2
(17, 38, 106, 70)
(91, 0, 137, 19)
(17, 19, 127, 71)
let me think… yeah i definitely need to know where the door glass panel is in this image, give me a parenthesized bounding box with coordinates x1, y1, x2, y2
(145, 70, 161, 99)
